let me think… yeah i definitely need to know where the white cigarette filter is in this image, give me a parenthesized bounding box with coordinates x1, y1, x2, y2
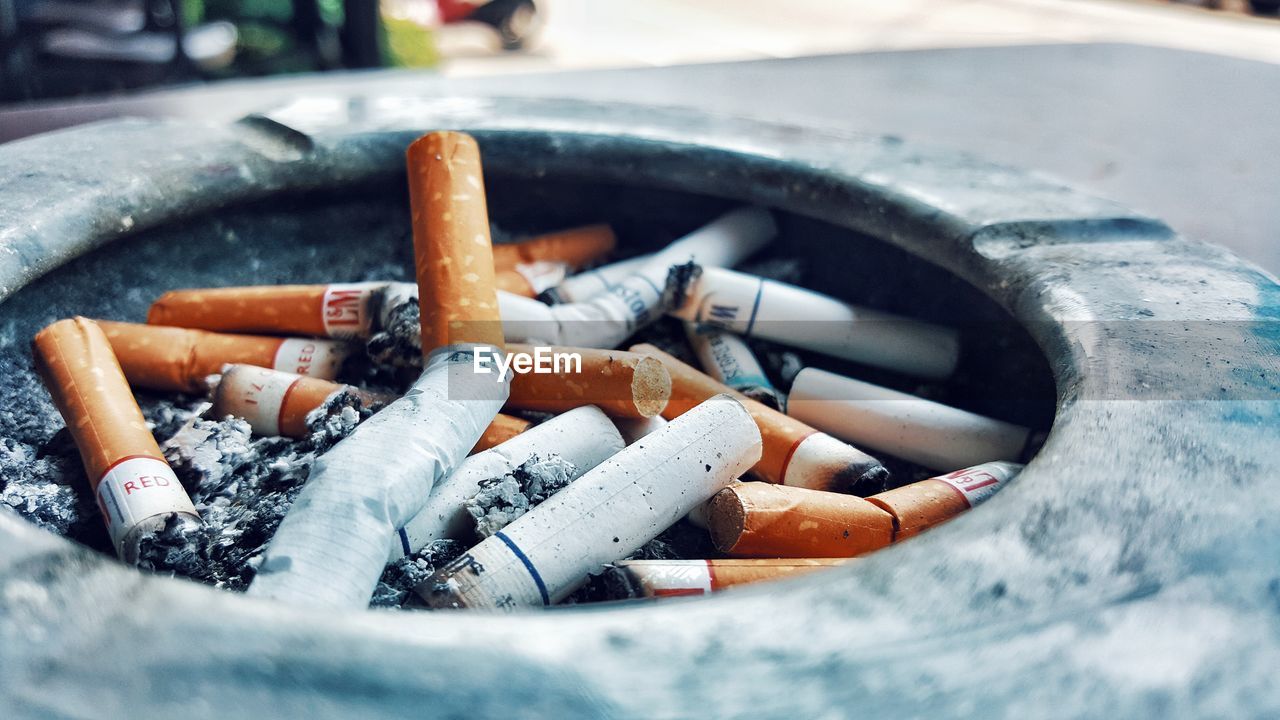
(390, 406, 625, 559)
(417, 394, 763, 610)
(787, 368, 1033, 470)
(613, 558, 852, 598)
(684, 322, 781, 408)
(671, 266, 961, 379)
(247, 345, 509, 609)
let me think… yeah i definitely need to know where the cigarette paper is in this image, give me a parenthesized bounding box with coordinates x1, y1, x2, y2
(706, 482, 895, 558)
(542, 255, 651, 305)
(416, 393, 762, 610)
(97, 320, 352, 393)
(147, 282, 383, 339)
(684, 321, 781, 408)
(631, 343, 888, 492)
(471, 413, 531, 454)
(32, 318, 201, 561)
(504, 344, 672, 419)
(210, 364, 391, 438)
(787, 367, 1033, 470)
(493, 224, 617, 271)
(248, 345, 508, 609)
(543, 206, 774, 305)
(613, 558, 851, 597)
(408, 131, 505, 354)
(671, 266, 960, 379)
(868, 461, 1022, 540)
(495, 261, 570, 298)
(391, 406, 624, 559)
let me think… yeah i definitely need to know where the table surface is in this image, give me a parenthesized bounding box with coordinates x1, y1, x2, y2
(3, 42, 1277, 273)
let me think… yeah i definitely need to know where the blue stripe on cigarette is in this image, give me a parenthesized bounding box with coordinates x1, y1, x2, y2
(743, 278, 765, 337)
(496, 530, 550, 606)
(729, 374, 774, 390)
(398, 528, 411, 557)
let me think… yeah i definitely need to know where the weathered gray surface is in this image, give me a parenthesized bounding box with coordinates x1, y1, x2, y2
(1, 98, 1278, 718)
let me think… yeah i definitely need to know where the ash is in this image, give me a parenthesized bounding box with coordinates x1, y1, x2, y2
(139, 388, 381, 588)
(466, 453, 578, 538)
(370, 539, 464, 608)
(366, 296, 423, 370)
(0, 436, 89, 537)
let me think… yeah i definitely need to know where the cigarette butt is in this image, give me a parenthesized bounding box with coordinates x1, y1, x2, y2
(210, 364, 390, 438)
(613, 558, 851, 597)
(147, 282, 382, 339)
(471, 413, 531, 454)
(684, 321, 781, 409)
(32, 318, 200, 560)
(541, 255, 651, 305)
(408, 131, 504, 354)
(504, 344, 672, 419)
(539, 207, 774, 306)
(706, 482, 895, 558)
(393, 406, 624, 559)
(416, 393, 762, 610)
(867, 461, 1022, 540)
(494, 224, 617, 271)
(494, 261, 569, 298)
(97, 320, 352, 394)
(630, 343, 888, 492)
(787, 367, 1033, 470)
(671, 266, 960, 379)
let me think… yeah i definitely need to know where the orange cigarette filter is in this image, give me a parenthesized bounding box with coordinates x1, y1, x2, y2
(706, 482, 895, 558)
(505, 344, 672, 419)
(614, 558, 851, 597)
(867, 461, 1021, 540)
(147, 283, 380, 339)
(407, 131, 504, 354)
(32, 318, 200, 558)
(210, 364, 382, 438)
(493, 224, 617, 271)
(471, 412, 531, 454)
(97, 320, 351, 394)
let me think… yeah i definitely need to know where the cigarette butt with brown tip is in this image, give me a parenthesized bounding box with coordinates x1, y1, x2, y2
(494, 261, 569, 298)
(210, 364, 390, 438)
(705, 482, 895, 558)
(148, 282, 382, 339)
(97, 320, 353, 394)
(407, 130, 505, 354)
(867, 461, 1022, 540)
(493, 224, 617, 271)
(612, 558, 851, 598)
(32, 317, 201, 562)
(629, 343, 888, 493)
(504, 344, 672, 419)
(470, 412, 531, 454)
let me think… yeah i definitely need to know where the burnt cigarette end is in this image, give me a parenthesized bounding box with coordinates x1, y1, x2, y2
(661, 261, 703, 308)
(413, 574, 471, 610)
(705, 487, 747, 553)
(834, 460, 892, 496)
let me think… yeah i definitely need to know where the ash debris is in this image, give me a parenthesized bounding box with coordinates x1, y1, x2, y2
(366, 294, 422, 370)
(0, 436, 89, 537)
(466, 453, 578, 538)
(370, 540, 464, 608)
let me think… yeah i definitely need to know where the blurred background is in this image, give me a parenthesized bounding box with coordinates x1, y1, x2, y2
(2, 0, 1278, 103)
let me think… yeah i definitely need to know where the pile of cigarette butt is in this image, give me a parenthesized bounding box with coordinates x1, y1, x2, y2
(20, 130, 1040, 612)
